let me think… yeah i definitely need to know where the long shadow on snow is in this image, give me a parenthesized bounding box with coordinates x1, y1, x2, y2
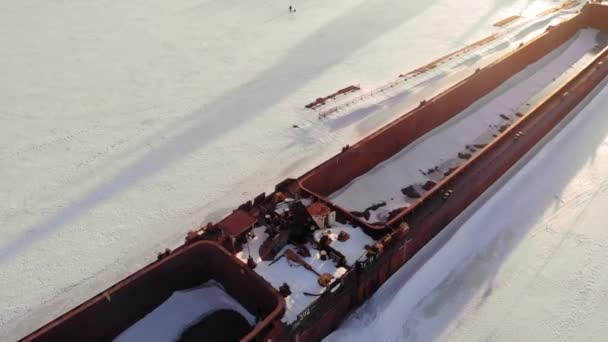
(341, 71, 449, 135)
(326, 89, 411, 132)
(327, 78, 608, 341)
(0, 0, 440, 264)
(513, 15, 558, 40)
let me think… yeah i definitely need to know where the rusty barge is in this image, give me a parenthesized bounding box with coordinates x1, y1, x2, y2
(22, 3, 608, 342)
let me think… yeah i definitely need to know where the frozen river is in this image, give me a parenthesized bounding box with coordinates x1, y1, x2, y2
(0, 0, 587, 340)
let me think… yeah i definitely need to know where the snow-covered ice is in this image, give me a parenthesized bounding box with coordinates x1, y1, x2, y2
(0, 0, 586, 340)
(114, 280, 254, 342)
(330, 28, 606, 223)
(326, 70, 608, 342)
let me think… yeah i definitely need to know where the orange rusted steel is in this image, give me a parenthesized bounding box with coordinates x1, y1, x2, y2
(217, 209, 257, 237)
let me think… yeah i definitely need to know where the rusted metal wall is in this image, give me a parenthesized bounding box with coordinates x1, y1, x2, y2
(22, 242, 285, 342)
(299, 10, 588, 231)
(293, 293, 352, 342)
(585, 3, 608, 32)
(292, 235, 416, 340)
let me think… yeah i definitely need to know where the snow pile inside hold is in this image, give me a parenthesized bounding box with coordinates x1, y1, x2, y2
(115, 280, 254, 342)
(330, 28, 606, 224)
(236, 227, 347, 324)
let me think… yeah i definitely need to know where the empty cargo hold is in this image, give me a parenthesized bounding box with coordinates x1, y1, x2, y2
(309, 28, 606, 226)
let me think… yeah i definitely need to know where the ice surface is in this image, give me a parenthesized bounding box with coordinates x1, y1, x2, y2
(0, 0, 582, 339)
(326, 70, 608, 342)
(114, 280, 254, 342)
(329, 28, 605, 223)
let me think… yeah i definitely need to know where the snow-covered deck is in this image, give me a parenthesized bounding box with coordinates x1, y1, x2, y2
(329, 28, 607, 224)
(313, 224, 375, 266)
(236, 227, 347, 324)
(114, 280, 255, 342)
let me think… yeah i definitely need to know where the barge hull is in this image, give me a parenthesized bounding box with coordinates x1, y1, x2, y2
(299, 6, 597, 232)
(293, 44, 608, 342)
(291, 4, 608, 341)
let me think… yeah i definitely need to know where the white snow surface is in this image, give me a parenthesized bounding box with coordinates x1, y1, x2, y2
(330, 28, 606, 223)
(326, 71, 608, 341)
(115, 280, 254, 342)
(0, 0, 585, 340)
(236, 226, 347, 324)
